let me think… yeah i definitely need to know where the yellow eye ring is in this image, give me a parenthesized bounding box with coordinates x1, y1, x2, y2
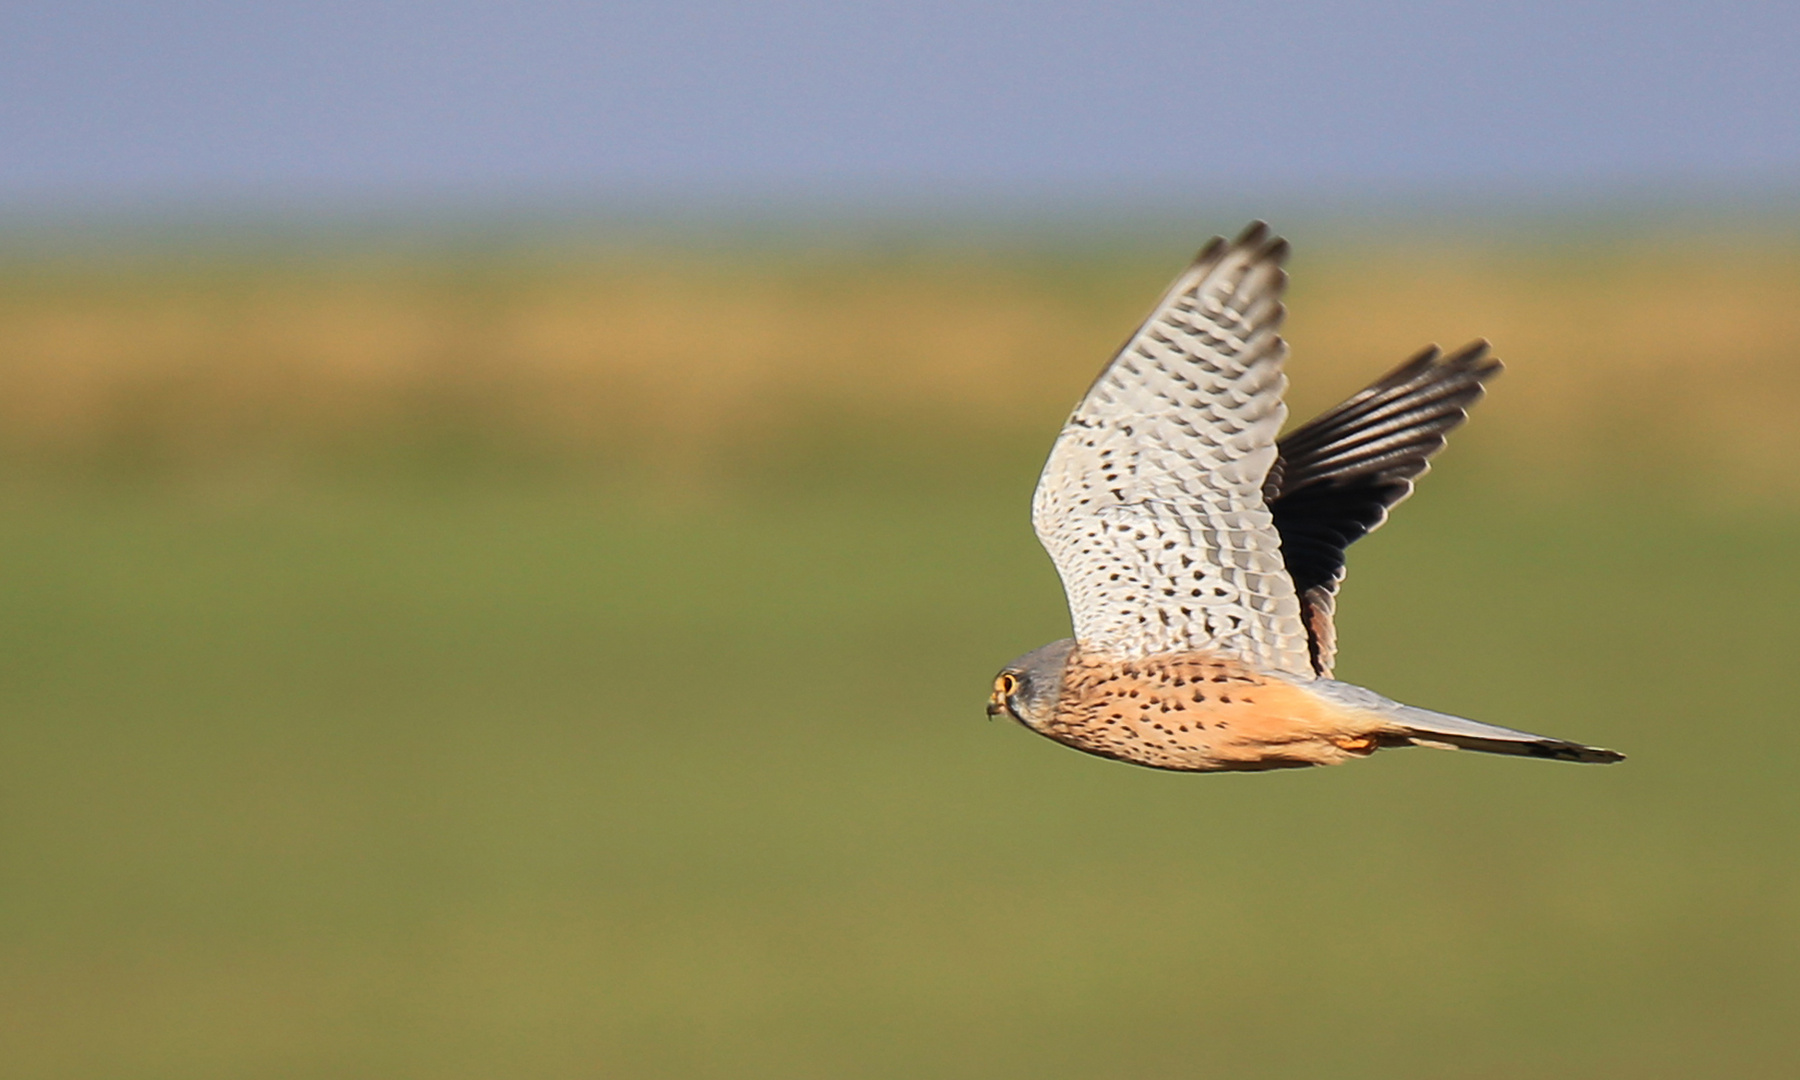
(998, 673, 1019, 696)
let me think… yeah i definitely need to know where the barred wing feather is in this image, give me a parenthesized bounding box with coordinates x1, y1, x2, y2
(1030, 224, 1313, 677)
(1266, 342, 1502, 676)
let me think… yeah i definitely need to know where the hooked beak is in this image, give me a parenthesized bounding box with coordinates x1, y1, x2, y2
(986, 689, 1006, 720)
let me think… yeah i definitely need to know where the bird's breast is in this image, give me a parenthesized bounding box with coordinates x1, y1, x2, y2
(1040, 650, 1384, 771)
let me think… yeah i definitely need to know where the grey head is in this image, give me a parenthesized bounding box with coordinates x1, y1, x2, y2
(987, 638, 1077, 730)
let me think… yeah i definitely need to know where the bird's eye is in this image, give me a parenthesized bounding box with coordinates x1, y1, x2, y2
(999, 673, 1019, 696)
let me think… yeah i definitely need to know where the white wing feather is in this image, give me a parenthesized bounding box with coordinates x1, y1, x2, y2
(1030, 224, 1312, 676)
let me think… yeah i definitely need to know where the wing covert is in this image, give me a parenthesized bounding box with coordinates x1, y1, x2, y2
(1031, 223, 1312, 676)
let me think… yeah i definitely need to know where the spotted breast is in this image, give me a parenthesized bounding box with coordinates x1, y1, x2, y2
(1040, 648, 1386, 771)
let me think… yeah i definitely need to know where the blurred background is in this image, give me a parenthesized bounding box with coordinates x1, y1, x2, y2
(3, 3, 1799, 1077)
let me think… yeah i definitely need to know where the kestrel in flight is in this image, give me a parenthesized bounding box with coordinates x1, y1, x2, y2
(988, 223, 1622, 772)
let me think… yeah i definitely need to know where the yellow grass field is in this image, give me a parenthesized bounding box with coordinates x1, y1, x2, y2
(3, 230, 1798, 495)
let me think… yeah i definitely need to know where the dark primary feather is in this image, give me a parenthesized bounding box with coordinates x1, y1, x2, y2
(1265, 342, 1503, 675)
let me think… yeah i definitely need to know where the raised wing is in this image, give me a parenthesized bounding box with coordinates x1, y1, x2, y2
(1266, 342, 1502, 676)
(1031, 223, 1312, 676)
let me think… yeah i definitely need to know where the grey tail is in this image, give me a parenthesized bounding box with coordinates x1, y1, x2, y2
(1383, 702, 1624, 764)
(1314, 680, 1624, 765)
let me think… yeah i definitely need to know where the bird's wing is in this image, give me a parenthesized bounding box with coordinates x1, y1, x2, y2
(1265, 342, 1502, 676)
(1031, 223, 1312, 676)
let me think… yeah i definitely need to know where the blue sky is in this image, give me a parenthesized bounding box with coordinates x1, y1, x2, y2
(3, 1, 1797, 208)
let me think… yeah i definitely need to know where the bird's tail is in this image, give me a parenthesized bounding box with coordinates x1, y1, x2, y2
(1313, 679, 1624, 764)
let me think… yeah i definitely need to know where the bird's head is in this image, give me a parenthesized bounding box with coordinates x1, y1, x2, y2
(987, 638, 1077, 730)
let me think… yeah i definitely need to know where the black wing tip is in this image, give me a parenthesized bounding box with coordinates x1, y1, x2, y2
(1196, 221, 1287, 266)
(1442, 339, 1504, 377)
(1234, 220, 1271, 246)
(1392, 340, 1501, 385)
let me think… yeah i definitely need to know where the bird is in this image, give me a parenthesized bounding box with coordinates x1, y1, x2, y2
(987, 223, 1623, 772)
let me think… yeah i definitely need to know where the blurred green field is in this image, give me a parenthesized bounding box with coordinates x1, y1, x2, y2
(1, 230, 1798, 1078)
